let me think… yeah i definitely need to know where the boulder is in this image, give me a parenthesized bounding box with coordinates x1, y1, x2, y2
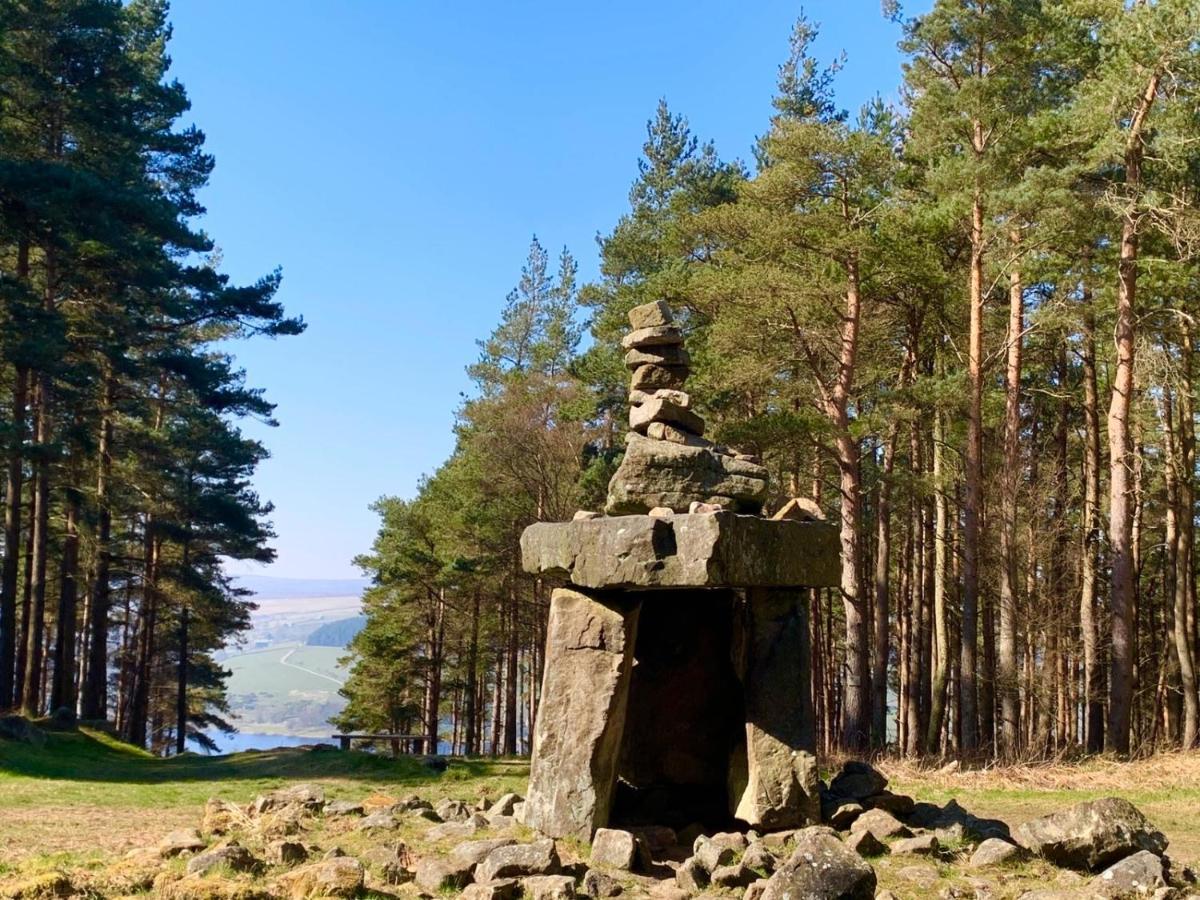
(629, 398, 705, 437)
(324, 800, 363, 817)
(356, 810, 399, 831)
(828, 762, 887, 801)
(524, 874, 578, 900)
(744, 879, 769, 900)
(760, 829, 876, 900)
(186, 844, 260, 877)
(488, 793, 524, 818)
(1014, 798, 1167, 871)
(626, 347, 690, 371)
(695, 839, 737, 873)
(845, 829, 888, 858)
(969, 838, 1026, 868)
(675, 856, 709, 892)
(591, 828, 638, 871)
(823, 800, 864, 830)
(251, 784, 325, 815)
(741, 843, 777, 875)
(449, 838, 519, 870)
(476, 840, 562, 882)
(583, 868, 623, 898)
(892, 834, 940, 856)
(436, 798, 471, 821)
(1089, 851, 1167, 898)
(630, 364, 689, 393)
(522, 589, 640, 840)
(605, 433, 768, 515)
(275, 857, 365, 899)
(712, 864, 758, 889)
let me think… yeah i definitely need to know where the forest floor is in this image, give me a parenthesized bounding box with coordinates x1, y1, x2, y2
(4, 728, 1200, 897)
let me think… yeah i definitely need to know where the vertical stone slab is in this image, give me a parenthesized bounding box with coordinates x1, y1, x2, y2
(733, 588, 820, 829)
(523, 587, 640, 840)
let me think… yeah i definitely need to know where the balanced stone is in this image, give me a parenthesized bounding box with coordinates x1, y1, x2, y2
(520, 512, 840, 591)
(630, 364, 688, 392)
(625, 345, 690, 370)
(629, 389, 690, 408)
(622, 325, 683, 350)
(646, 421, 708, 446)
(629, 397, 705, 436)
(606, 432, 767, 514)
(628, 299, 674, 330)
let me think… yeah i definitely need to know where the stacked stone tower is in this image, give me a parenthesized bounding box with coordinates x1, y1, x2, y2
(608, 300, 768, 515)
(520, 301, 839, 842)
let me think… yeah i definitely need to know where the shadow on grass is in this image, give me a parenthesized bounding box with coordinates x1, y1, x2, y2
(0, 726, 529, 787)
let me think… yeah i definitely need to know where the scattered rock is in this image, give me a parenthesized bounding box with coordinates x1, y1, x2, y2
(850, 808, 911, 840)
(201, 799, 250, 835)
(695, 839, 737, 873)
(896, 864, 940, 888)
(0, 871, 71, 899)
(524, 874, 577, 900)
(461, 880, 521, 900)
(893, 834, 941, 856)
(356, 810, 400, 831)
(436, 798, 471, 822)
(411, 806, 443, 822)
(864, 791, 915, 816)
(742, 842, 777, 875)
(824, 800, 865, 830)
(275, 856, 365, 899)
(675, 856, 709, 892)
(629, 826, 677, 857)
(760, 828, 876, 900)
(969, 838, 1026, 868)
(251, 784, 325, 815)
(845, 829, 888, 858)
(627, 299, 674, 331)
(712, 863, 758, 889)
(592, 828, 638, 871)
(360, 846, 412, 884)
(1089, 850, 1167, 898)
(324, 800, 363, 817)
(426, 820, 481, 842)
(488, 793, 524, 818)
(186, 844, 260, 877)
(744, 879, 769, 900)
(476, 840, 561, 882)
(450, 838, 519, 870)
(828, 761, 888, 801)
(414, 857, 475, 892)
(583, 868, 623, 898)
(265, 840, 308, 866)
(159, 829, 207, 858)
(1014, 798, 1168, 871)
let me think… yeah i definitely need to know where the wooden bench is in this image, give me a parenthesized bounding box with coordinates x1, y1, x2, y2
(332, 733, 430, 756)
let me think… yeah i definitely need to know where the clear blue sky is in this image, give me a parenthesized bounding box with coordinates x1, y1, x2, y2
(165, 1, 929, 580)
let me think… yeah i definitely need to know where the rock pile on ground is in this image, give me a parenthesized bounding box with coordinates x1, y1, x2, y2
(6, 766, 1195, 900)
(604, 300, 768, 515)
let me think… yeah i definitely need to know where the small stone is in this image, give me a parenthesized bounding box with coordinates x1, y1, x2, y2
(622, 325, 683, 350)
(200, 798, 249, 835)
(675, 856, 709, 892)
(252, 783, 326, 815)
(584, 868, 623, 898)
(741, 843, 776, 875)
(360, 846, 412, 884)
(646, 421, 708, 446)
(695, 839, 736, 873)
(761, 830, 797, 850)
(426, 820, 481, 842)
(449, 838, 518, 870)
(845, 829, 888, 857)
(461, 879, 522, 900)
(436, 798, 471, 821)
(864, 791, 915, 816)
(770, 498, 825, 522)
(648, 506, 674, 518)
(630, 388, 691, 408)
(629, 397, 705, 436)
(850, 808, 911, 840)
(627, 300, 674, 330)
(744, 880, 769, 900)
(896, 864, 940, 887)
(1090, 850, 1166, 897)
(266, 840, 308, 866)
(414, 857, 475, 892)
(357, 810, 400, 831)
(688, 500, 722, 513)
(969, 838, 1026, 868)
(591, 828, 638, 871)
(322, 847, 345, 859)
(712, 863, 758, 889)
(824, 800, 864, 830)
(573, 510, 601, 521)
(324, 800, 363, 817)
(648, 885, 686, 900)
(158, 829, 206, 858)
(476, 840, 561, 882)
(186, 843, 259, 876)
(893, 834, 940, 856)
(276, 856, 364, 898)
(412, 806, 443, 822)
(829, 761, 888, 801)
(524, 874, 577, 900)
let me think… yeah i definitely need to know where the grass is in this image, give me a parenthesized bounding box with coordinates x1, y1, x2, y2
(224, 644, 345, 696)
(0, 726, 528, 866)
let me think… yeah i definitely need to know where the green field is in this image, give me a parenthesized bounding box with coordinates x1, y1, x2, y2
(223, 644, 348, 735)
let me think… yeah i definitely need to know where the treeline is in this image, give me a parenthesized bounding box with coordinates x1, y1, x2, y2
(345, 0, 1200, 760)
(0, 0, 301, 752)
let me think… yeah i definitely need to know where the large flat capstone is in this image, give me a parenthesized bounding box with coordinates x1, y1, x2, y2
(520, 512, 839, 590)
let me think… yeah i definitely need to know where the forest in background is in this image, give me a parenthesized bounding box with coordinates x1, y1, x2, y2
(340, 0, 1200, 761)
(0, 0, 303, 753)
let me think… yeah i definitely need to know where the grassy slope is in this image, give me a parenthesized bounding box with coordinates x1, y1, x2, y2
(225, 645, 345, 696)
(0, 727, 527, 867)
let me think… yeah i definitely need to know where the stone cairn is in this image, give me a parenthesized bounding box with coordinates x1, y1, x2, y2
(607, 300, 769, 515)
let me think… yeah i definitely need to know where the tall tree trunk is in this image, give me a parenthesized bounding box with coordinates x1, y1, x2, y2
(998, 240, 1023, 756)
(1107, 70, 1159, 754)
(871, 428, 897, 747)
(1177, 320, 1199, 746)
(1080, 285, 1105, 752)
(81, 380, 114, 720)
(50, 482, 81, 712)
(20, 375, 51, 717)
(0, 364, 28, 710)
(961, 187, 985, 754)
(176, 606, 188, 755)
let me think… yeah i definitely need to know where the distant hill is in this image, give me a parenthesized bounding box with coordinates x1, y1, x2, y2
(233, 574, 369, 599)
(306, 616, 367, 648)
